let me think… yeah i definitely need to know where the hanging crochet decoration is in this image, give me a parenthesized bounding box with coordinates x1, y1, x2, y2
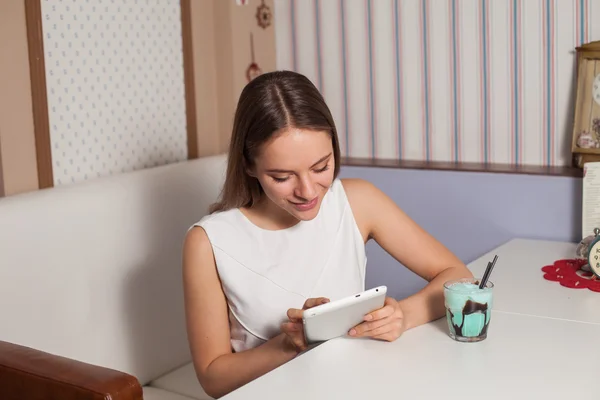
(255, 0, 272, 29)
(541, 258, 600, 292)
(541, 228, 600, 292)
(246, 33, 262, 82)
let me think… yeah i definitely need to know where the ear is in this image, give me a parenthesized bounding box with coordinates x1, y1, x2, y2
(243, 158, 257, 178)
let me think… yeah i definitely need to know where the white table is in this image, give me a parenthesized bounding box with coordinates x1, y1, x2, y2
(469, 238, 600, 325)
(222, 239, 600, 400)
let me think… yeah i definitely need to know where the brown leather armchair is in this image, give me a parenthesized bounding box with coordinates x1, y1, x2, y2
(0, 340, 143, 400)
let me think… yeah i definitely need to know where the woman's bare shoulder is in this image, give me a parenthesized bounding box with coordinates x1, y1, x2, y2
(183, 225, 217, 277)
(340, 177, 378, 195)
(184, 224, 212, 250)
(339, 178, 383, 210)
(339, 178, 383, 240)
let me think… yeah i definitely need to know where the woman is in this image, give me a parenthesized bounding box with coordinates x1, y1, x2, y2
(182, 70, 472, 398)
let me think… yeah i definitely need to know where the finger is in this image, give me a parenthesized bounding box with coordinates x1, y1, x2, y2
(281, 325, 307, 350)
(303, 297, 330, 309)
(281, 321, 303, 333)
(350, 322, 394, 338)
(364, 301, 396, 321)
(280, 323, 307, 350)
(287, 308, 304, 321)
(349, 317, 391, 337)
(292, 335, 307, 351)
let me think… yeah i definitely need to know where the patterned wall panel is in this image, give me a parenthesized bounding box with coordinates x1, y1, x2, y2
(41, 0, 188, 186)
(274, 0, 599, 167)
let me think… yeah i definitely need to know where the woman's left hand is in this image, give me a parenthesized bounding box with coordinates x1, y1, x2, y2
(348, 297, 406, 341)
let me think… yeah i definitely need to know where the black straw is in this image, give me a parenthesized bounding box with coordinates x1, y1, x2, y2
(479, 255, 498, 289)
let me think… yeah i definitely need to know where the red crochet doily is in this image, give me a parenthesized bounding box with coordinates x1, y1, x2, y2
(541, 259, 600, 292)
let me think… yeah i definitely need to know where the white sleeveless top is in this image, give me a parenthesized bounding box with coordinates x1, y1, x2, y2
(191, 179, 366, 352)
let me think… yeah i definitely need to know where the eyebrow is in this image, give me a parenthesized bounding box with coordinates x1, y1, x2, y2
(266, 152, 332, 174)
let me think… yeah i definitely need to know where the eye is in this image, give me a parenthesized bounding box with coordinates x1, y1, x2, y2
(271, 176, 289, 183)
(314, 165, 329, 173)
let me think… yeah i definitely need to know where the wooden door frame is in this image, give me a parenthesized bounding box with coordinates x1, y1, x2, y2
(24, 0, 52, 189)
(23, 0, 198, 189)
(180, 0, 198, 160)
(0, 129, 4, 197)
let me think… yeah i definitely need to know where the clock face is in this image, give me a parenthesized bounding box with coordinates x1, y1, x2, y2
(593, 73, 600, 106)
(588, 237, 600, 278)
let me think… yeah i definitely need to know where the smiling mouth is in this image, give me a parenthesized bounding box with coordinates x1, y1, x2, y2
(289, 197, 318, 210)
(290, 197, 317, 206)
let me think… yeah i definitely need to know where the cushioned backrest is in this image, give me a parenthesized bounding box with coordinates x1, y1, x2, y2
(0, 154, 227, 385)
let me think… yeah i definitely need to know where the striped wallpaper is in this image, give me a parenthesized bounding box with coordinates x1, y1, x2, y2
(273, 0, 599, 167)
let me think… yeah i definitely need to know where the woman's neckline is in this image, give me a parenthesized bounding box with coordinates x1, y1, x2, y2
(235, 207, 304, 233)
(233, 180, 337, 233)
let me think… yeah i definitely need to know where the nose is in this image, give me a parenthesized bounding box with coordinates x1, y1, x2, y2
(294, 176, 317, 201)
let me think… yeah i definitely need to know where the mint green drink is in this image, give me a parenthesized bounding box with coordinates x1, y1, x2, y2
(443, 278, 494, 342)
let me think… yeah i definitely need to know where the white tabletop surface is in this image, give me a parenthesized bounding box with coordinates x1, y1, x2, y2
(221, 238, 600, 399)
(468, 238, 600, 325)
(223, 312, 600, 400)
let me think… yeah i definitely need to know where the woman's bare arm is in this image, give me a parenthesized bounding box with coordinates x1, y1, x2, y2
(342, 179, 473, 331)
(182, 227, 298, 398)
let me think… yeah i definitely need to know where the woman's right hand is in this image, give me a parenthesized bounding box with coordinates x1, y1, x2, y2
(280, 297, 330, 352)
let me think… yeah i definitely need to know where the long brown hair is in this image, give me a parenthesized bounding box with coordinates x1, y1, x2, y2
(209, 70, 341, 214)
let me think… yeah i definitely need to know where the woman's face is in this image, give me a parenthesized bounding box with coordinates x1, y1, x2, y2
(251, 127, 335, 222)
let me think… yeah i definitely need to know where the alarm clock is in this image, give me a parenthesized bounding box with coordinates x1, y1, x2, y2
(587, 228, 600, 279)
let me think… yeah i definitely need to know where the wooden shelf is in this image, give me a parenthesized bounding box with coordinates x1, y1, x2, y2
(341, 157, 583, 178)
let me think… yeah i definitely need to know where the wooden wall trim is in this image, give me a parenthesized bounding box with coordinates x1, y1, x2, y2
(341, 157, 583, 178)
(0, 131, 4, 197)
(24, 0, 53, 189)
(181, 0, 199, 159)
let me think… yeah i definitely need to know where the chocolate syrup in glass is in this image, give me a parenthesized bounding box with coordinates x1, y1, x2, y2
(447, 299, 489, 337)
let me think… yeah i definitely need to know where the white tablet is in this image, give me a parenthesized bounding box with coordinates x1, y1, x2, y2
(302, 286, 387, 344)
